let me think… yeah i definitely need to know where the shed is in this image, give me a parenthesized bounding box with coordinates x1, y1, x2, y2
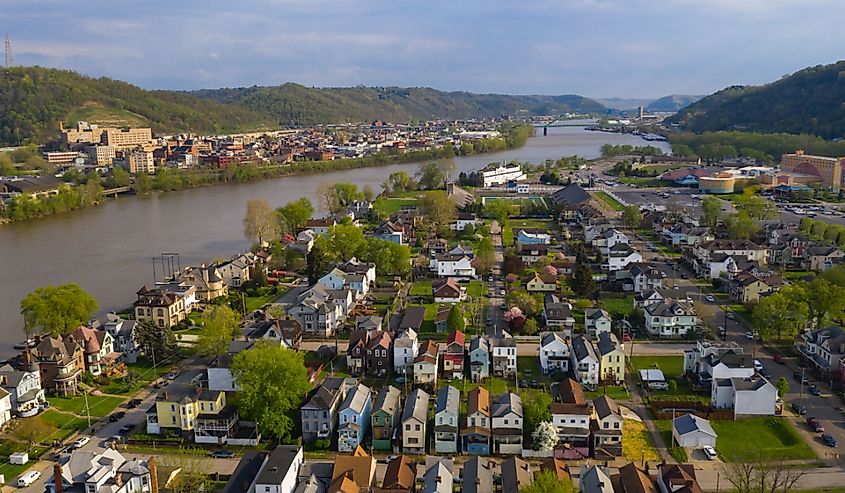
(672, 414, 717, 448)
(639, 369, 666, 384)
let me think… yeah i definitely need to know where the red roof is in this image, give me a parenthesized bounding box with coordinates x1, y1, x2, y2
(448, 330, 465, 347)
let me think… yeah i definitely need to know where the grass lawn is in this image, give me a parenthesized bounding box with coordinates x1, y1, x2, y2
(510, 219, 552, 230)
(599, 296, 635, 318)
(409, 281, 432, 296)
(47, 394, 126, 417)
(374, 197, 418, 216)
(467, 281, 486, 297)
(98, 362, 172, 395)
(586, 386, 630, 401)
(726, 304, 753, 326)
(595, 191, 625, 211)
(622, 419, 660, 462)
(655, 419, 688, 462)
(8, 409, 90, 447)
(244, 291, 276, 313)
(784, 270, 815, 282)
(712, 417, 815, 462)
(502, 224, 514, 246)
(630, 356, 685, 376)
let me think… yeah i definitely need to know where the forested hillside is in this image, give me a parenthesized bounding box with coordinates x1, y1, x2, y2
(666, 61, 845, 139)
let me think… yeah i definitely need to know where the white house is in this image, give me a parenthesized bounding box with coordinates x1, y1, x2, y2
(570, 335, 599, 388)
(0, 363, 45, 417)
(644, 299, 698, 338)
(491, 336, 517, 377)
(394, 328, 419, 374)
(672, 414, 717, 448)
(434, 385, 460, 454)
(592, 395, 623, 455)
(0, 388, 11, 427)
(318, 268, 347, 290)
(482, 163, 525, 187)
(799, 326, 845, 374)
(585, 308, 612, 338)
(455, 212, 478, 231)
(713, 376, 777, 417)
(491, 392, 523, 454)
(434, 254, 476, 278)
(593, 228, 628, 255)
(606, 244, 643, 272)
(252, 445, 304, 493)
(539, 332, 570, 374)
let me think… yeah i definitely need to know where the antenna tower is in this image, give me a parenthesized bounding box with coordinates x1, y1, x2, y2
(4, 34, 11, 71)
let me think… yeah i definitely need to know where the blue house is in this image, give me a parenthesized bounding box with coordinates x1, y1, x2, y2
(461, 387, 491, 455)
(469, 336, 490, 383)
(375, 221, 404, 244)
(338, 383, 372, 452)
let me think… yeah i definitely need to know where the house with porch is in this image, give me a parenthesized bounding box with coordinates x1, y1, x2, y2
(434, 385, 460, 453)
(644, 299, 698, 338)
(492, 392, 523, 454)
(571, 335, 600, 389)
(462, 387, 491, 455)
(585, 309, 612, 338)
(371, 386, 401, 451)
(401, 388, 430, 454)
(413, 340, 439, 386)
(539, 332, 570, 375)
(491, 335, 517, 377)
(591, 395, 623, 457)
(551, 378, 590, 458)
(469, 335, 490, 382)
(338, 383, 372, 453)
(443, 330, 465, 379)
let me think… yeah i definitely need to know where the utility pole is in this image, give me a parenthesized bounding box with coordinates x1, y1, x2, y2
(4, 34, 12, 72)
(84, 390, 92, 429)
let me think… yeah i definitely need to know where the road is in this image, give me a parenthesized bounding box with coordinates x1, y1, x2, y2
(486, 220, 506, 338)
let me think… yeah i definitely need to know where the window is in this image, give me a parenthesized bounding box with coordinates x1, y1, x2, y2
(504, 419, 509, 425)
(406, 424, 411, 431)
(604, 422, 609, 429)
(614, 422, 620, 429)
(415, 424, 421, 431)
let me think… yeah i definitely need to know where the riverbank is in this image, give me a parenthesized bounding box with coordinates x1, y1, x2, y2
(0, 124, 534, 224)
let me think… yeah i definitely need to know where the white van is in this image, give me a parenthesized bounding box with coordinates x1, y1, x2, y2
(17, 470, 41, 487)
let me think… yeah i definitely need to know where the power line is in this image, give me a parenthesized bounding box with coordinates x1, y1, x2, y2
(4, 34, 12, 71)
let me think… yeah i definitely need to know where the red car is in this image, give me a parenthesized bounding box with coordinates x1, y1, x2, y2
(807, 417, 824, 433)
(773, 353, 785, 364)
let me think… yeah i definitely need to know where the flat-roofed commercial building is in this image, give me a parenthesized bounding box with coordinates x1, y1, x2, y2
(782, 150, 845, 190)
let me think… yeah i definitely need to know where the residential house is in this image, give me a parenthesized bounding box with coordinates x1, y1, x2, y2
(617, 462, 658, 493)
(0, 361, 45, 417)
(803, 245, 845, 271)
(365, 331, 393, 377)
(540, 457, 571, 483)
(371, 386, 401, 451)
(517, 244, 549, 264)
(501, 457, 533, 492)
(551, 379, 591, 456)
(346, 330, 369, 375)
(331, 446, 377, 492)
(375, 221, 405, 244)
(468, 335, 490, 382)
(248, 445, 304, 493)
(349, 200, 373, 219)
(434, 254, 476, 278)
(433, 278, 465, 303)
(615, 263, 664, 294)
(596, 332, 625, 385)
(491, 335, 517, 377)
(45, 448, 154, 493)
(422, 460, 453, 493)
(462, 387, 491, 455)
(217, 253, 254, 288)
(443, 330, 465, 379)
(644, 299, 698, 338)
(413, 340, 439, 386)
(448, 244, 474, 258)
(657, 464, 703, 493)
(543, 294, 576, 331)
(67, 326, 120, 377)
(491, 392, 523, 454)
(713, 375, 778, 417)
(426, 238, 448, 257)
(381, 455, 416, 492)
(29, 336, 84, 396)
(455, 212, 478, 231)
(683, 340, 744, 376)
(605, 244, 643, 272)
(672, 414, 717, 448)
(434, 385, 460, 453)
(592, 395, 623, 457)
(462, 457, 494, 493)
(394, 328, 419, 374)
(539, 332, 570, 375)
(304, 218, 335, 235)
(691, 239, 768, 277)
(133, 286, 186, 329)
(401, 388, 430, 454)
(592, 228, 628, 255)
(300, 377, 351, 443)
(799, 326, 845, 376)
(338, 383, 373, 453)
(390, 306, 425, 334)
(585, 308, 612, 338)
(357, 315, 383, 332)
(244, 317, 303, 350)
(287, 285, 345, 337)
(179, 264, 228, 302)
(571, 335, 600, 388)
(728, 272, 785, 303)
(768, 233, 808, 267)
(435, 305, 451, 333)
(525, 272, 558, 293)
(580, 466, 614, 493)
(517, 229, 552, 245)
(147, 374, 237, 443)
(101, 315, 139, 363)
(339, 258, 377, 286)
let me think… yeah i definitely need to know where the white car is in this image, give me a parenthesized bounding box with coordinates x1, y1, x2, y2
(754, 359, 763, 371)
(17, 470, 41, 487)
(702, 445, 718, 460)
(72, 436, 90, 449)
(705, 295, 716, 303)
(745, 331, 756, 340)
(648, 381, 669, 390)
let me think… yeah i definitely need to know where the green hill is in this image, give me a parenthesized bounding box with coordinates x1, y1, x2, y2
(191, 83, 606, 125)
(646, 94, 702, 112)
(0, 66, 275, 146)
(665, 61, 845, 139)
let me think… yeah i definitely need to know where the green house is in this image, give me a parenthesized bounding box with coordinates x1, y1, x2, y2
(371, 385, 402, 451)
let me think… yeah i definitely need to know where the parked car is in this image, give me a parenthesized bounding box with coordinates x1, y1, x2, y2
(745, 331, 756, 340)
(211, 450, 235, 459)
(793, 371, 809, 384)
(822, 434, 838, 447)
(773, 353, 785, 364)
(753, 359, 763, 371)
(119, 424, 136, 435)
(16, 470, 41, 488)
(791, 403, 806, 415)
(705, 295, 716, 302)
(166, 372, 179, 380)
(702, 445, 718, 460)
(109, 411, 126, 422)
(71, 436, 90, 449)
(808, 384, 822, 396)
(648, 381, 669, 390)
(127, 398, 142, 409)
(726, 311, 735, 320)
(807, 417, 824, 433)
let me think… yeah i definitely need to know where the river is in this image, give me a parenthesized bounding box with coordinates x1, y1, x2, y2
(0, 124, 669, 357)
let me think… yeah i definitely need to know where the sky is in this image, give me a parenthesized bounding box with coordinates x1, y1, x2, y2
(2, 0, 845, 99)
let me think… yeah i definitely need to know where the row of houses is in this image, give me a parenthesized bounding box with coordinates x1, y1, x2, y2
(539, 332, 626, 388)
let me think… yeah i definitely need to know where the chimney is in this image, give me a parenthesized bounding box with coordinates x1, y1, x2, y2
(115, 470, 124, 487)
(148, 457, 159, 493)
(53, 463, 64, 493)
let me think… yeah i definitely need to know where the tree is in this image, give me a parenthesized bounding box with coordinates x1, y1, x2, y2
(382, 171, 416, 195)
(523, 392, 552, 430)
(622, 205, 643, 228)
(230, 340, 312, 438)
(804, 278, 845, 329)
(133, 172, 151, 195)
(503, 255, 525, 276)
(752, 287, 808, 340)
(331, 182, 364, 208)
(20, 283, 98, 337)
(485, 200, 516, 226)
(724, 211, 761, 240)
(356, 238, 411, 276)
(474, 238, 496, 274)
(326, 223, 365, 262)
(447, 305, 465, 332)
(418, 191, 457, 230)
(416, 160, 454, 190)
(520, 470, 573, 493)
(306, 237, 332, 284)
(798, 217, 813, 235)
(166, 457, 216, 493)
(532, 421, 559, 451)
(734, 193, 778, 221)
(506, 290, 538, 317)
(701, 196, 723, 228)
(243, 199, 279, 245)
(572, 264, 596, 296)
(316, 181, 341, 213)
(522, 318, 539, 335)
(724, 455, 805, 493)
(777, 377, 790, 398)
(362, 185, 375, 202)
(197, 305, 241, 362)
(16, 417, 52, 446)
(134, 320, 176, 362)
(276, 197, 314, 232)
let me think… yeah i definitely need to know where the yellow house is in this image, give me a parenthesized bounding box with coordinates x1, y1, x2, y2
(525, 272, 558, 293)
(150, 384, 226, 433)
(596, 333, 625, 385)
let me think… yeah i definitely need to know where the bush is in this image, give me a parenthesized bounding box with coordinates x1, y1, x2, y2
(313, 439, 331, 450)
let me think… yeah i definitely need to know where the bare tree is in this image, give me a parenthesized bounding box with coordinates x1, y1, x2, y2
(316, 181, 340, 214)
(243, 199, 280, 245)
(723, 455, 806, 493)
